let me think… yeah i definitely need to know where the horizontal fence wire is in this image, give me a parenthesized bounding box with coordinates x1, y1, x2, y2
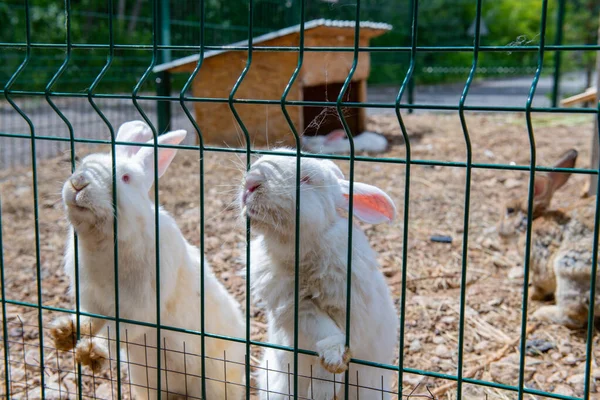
(3, 43, 600, 51)
(0, 0, 599, 399)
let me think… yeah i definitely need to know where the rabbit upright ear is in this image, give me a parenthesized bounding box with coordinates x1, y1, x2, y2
(548, 149, 577, 192)
(135, 130, 187, 189)
(531, 149, 577, 215)
(533, 175, 552, 199)
(337, 180, 396, 224)
(115, 121, 153, 158)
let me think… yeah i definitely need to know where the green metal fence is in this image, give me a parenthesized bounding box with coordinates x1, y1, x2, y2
(1, 0, 600, 399)
(1, 0, 597, 170)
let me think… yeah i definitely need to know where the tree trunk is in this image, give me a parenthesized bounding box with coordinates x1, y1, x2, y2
(128, 0, 144, 34)
(118, 0, 126, 20)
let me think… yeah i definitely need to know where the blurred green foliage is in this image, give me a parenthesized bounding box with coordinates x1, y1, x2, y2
(1, 0, 598, 91)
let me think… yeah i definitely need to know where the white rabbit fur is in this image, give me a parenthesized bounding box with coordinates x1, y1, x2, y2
(239, 149, 398, 399)
(301, 130, 388, 154)
(51, 121, 245, 399)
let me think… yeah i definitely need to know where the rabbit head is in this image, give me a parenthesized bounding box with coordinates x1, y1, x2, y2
(62, 121, 187, 236)
(239, 148, 396, 240)
(498, 149, 578, 240)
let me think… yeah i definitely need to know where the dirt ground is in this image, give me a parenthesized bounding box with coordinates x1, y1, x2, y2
(0, 112, 599, 399)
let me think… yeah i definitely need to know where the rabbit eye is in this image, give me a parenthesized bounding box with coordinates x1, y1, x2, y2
(506, 207, 515, 214)
(300, 176, 310, 184)
(122, 174, 131, 183)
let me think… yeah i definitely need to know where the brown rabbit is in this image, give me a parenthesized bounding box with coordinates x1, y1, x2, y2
(498, 149, 599, 328)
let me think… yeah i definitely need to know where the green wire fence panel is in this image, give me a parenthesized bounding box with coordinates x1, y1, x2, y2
(1, 0, 600, 399)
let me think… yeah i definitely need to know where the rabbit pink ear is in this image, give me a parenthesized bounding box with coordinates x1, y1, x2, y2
(337, 180, 396, 224)
(533, 175, 551, 199)
(115, 120, 153, 157)
(548, 148, 577, 192)
(531, 174, 554, 216)
(325, 129, 347, 143)
(532, 149, 578, 212)
(136, 130, 187, 188)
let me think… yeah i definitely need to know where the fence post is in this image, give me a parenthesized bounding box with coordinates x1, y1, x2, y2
(587, 12, 600, 197)
(157, 0, 172, 134)
(551, 0, 565, 108)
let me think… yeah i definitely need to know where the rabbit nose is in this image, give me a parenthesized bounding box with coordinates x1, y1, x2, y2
(245, 171, 264, 191)
(243, 172, 263, 203)
(70, 171, 90, 192)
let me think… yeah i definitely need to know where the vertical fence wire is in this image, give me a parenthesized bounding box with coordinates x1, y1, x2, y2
(279, 1, 306, 399)
(583, 84, 600, 400)
(395, 0, 418, 396)
(1, 0, 47, 397)
(0, 167, 10, 397)
(42, 1, 85, 398)
(131, 0, 161, 395)
(0, 1, 599, 399)
(455, 0, 482, 397)
(518, 0, 549, 398)
(86, 1, 116, 396)
(551, 0, 566, 109)
(226, 1, 254, 398)
(179, 0, 207, 397)
(336, 2, 361, 399)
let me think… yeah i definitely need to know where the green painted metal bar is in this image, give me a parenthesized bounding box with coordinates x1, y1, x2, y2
(583, 85, 600, 400)
(41, 0, 86, 397)
(2, 42, 600, 52)
(178, 0, 207, 396)
(156, 72, 172, 134)
(1, 129, 598, 176)
(0, 167, 11, 397)
(551, 0, 565, 108)
(455, 0, 482, 397)
(0, 296, 587, 400)
(156, 0, 172, 134)
(0, 1, 597, 398)
(226, 0, 254, 398)
(394, 0, 418, 396)
(6, 89, 600, 113)
(279, 0, 306, 398)
(335, 2, 361, 398)
(1, 0, 46, 397)
(407, 77, 415, 114)
(85, 0, 120, 397)
(130, 0, 162, 396)
(518, 1, 549, 398)
(158, 0, 172, 64)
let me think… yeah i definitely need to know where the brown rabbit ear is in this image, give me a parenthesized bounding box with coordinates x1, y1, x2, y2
(547, 149, 578, 192)
(533, 174, 551, 199)
(531, 174, 552, 216)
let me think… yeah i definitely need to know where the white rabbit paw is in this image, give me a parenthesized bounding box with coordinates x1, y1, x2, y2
(75, 338, 109, 373)
(316, 336, 352, 374)
(49, 316, 77, 351)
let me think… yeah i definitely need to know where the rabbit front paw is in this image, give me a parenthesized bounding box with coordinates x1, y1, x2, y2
(75, 338, 109, 373)
(49, 316, 77, 351)
(316, 336, 352, 374)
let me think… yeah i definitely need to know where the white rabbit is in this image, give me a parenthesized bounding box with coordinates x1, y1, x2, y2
(301, 129, 388, 154)
(50, 121, 246, 399)
(239, 148, 398, 399)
